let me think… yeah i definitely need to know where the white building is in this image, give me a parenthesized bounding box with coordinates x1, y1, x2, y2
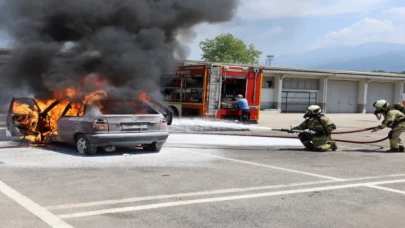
(261, 66, 405, 113)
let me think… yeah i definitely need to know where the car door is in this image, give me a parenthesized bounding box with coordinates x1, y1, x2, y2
(57, 102, 85, 143)
(6, 97, 41, 137)
(148, 100, 173, 125)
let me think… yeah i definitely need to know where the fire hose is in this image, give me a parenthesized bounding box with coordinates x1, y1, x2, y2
(271, 127, 389, 144)
(333, 127, 388, 143)
(173, 127, 389, 144)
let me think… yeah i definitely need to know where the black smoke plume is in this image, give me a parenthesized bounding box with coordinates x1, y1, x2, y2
(0, 0, 239, 101)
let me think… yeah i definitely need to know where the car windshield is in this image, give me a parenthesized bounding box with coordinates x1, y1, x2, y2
(98, 99, 158, 115)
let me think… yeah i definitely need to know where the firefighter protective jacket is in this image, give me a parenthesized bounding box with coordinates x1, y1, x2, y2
(292, 114, 337, 141)
(378, 109, 405, 129)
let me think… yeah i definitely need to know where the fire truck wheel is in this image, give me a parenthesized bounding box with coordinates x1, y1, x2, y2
(142, 142, 161, 152)
(76, 134, 97, 155)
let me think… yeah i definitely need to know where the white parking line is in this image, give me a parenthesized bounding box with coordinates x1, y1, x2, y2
(0, 180, 74, 228)
(186, 151, 345, 181)
(46, 179, 335, 210)
(58, 178, 405, 219)
(366, 185, 405, 195)
(349, 173, 405, 181)
(46, 173, 405, 211)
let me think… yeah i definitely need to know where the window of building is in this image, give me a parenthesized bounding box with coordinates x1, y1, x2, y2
(262, 77, 274, 88)
(283, 78, 319, 90)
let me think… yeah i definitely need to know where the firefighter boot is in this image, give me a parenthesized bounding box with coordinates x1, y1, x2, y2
(386, 148, 400, 153)
(331, 141, 338, 151)
(399, 145, 404, 152)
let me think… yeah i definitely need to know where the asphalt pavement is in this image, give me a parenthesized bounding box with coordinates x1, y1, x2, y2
(1, 113, 405, 228)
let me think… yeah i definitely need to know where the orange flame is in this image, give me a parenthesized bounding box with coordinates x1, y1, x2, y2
(11, 86, 109, 143)
(84, 90, 108, 105)
(11, 74, 153, 143)
(54, 88, 77, 100)
(12, 102, 40, 142)
(138, 91, 150, 102)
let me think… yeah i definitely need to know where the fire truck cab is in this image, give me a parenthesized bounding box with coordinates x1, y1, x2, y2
(160, 63, 263, 123)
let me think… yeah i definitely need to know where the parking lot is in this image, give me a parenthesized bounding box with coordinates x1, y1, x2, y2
(1, 113, 405, 228)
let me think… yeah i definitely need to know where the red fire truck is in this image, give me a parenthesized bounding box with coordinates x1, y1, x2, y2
(160, 63, 263, 123)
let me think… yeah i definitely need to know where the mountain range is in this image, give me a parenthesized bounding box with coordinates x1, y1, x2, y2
(270, 42, 405, 72)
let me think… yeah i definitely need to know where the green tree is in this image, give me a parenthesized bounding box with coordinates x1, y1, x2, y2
(199, 33, 262, 64)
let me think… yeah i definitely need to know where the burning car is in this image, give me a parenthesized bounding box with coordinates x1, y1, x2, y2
(6, 91, 173, 155)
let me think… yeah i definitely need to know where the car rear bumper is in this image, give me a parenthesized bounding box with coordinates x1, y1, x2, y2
(89, 132, 169, 147)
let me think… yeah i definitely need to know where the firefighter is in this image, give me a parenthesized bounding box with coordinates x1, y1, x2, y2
(371, 99, 405, 152)
(289, 105, 338, 152)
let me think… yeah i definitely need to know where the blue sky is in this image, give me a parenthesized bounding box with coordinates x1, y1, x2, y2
(183, 0, 405, 64)
(1, 0, 405, 65)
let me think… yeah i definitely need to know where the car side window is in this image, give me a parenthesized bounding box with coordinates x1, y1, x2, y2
(62, 102, 85, 117)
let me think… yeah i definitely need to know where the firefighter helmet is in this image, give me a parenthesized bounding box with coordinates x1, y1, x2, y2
(373, 99, 389, 109)
(304, 105, 322, 118)
(307, 105, 322, 114)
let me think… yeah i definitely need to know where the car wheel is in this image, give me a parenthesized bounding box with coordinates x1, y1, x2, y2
(143, 142, 162, 152)
(76, 134, 97, 155)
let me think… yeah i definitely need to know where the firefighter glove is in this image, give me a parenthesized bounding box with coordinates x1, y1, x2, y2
(287, 126, 296, 133)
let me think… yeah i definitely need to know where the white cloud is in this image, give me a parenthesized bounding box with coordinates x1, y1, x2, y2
(382, 6, 405, 15)
(237, 0, 389, 19)
(312, 17, 405, 48)
(183, 0, 405, 59)
(382, 6, 405, 20)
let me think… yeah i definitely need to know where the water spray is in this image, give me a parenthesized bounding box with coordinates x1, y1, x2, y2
(169, 118, 273, 132)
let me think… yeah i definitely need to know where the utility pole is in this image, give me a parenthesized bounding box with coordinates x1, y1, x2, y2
(266, 55, 274, 66)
